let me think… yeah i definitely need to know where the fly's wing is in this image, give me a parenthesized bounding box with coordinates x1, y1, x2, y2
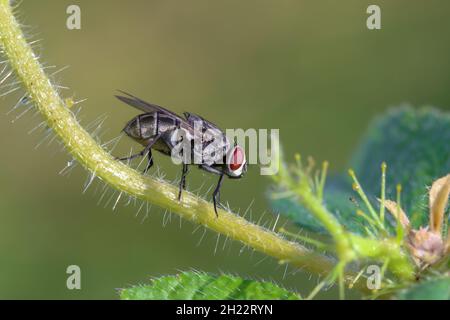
(184, 112, 224, 133)
(116, 90, 187, 124)
(116, 92, 196, 159)
(185, 112, 224, 143)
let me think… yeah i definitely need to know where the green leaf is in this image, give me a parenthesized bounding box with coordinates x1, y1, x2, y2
(397, 276, 450, 300)
(269, 107, 450, 234)
(351, 106, 450, 228)
(120, 271, 301, 300)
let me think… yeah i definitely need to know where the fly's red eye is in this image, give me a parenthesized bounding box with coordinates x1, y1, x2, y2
(229, 147, 244, 171)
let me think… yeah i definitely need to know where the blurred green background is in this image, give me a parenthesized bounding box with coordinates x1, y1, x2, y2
(0, 0, 449, 299)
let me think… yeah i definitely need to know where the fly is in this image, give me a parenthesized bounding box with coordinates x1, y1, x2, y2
(115, 91, 247, 217)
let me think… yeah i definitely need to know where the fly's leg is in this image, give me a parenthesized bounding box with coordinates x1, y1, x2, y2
(178, 164, 189, 201)
(116, 134, 161, 165)
(181, 164, 188, 190)
(198, 165, 226, 217)
(143, 150, 153, 174)
(117, 151, 146, 162)
(212, 174, 225, 218)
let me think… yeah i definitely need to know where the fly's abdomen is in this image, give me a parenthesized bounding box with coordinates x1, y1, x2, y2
(123, 113, 156, 141)
(123, 112, 178, 143)
(137, 114, 157, 139)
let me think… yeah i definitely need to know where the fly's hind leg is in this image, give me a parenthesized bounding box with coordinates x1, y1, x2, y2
(116, 134, 161, 169)
(117, 151, 145, 163)
(178, 164, 189, 201)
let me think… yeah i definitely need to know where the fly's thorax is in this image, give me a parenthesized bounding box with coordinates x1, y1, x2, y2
(169, 126, 194, 164)
(169, 126, 194, 146)
(199, 130, 230, 166)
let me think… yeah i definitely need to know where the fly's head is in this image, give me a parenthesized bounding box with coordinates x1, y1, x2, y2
(225, 145, 247, 179)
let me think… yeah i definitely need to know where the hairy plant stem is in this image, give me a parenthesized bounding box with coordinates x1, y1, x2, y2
(0, 0, 339, 280)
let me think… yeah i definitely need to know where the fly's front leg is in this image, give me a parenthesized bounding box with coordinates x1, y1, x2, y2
(199, 165, 225, 217)
(178, 164, 189, 201)
(212, 174, 225, 217)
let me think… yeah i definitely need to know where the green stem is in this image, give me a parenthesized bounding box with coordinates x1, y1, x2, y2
(380, 162, 387, 224)
(297, 178, 353, 260)
(0, 0, 335, 278)
(349, 169, 385, 231)
(317, 161, 328, 201)
(349, 234, 414, 280)
(395, 184, 404, 242)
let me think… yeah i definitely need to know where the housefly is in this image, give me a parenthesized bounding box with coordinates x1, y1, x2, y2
(115, 91, 247, 216)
